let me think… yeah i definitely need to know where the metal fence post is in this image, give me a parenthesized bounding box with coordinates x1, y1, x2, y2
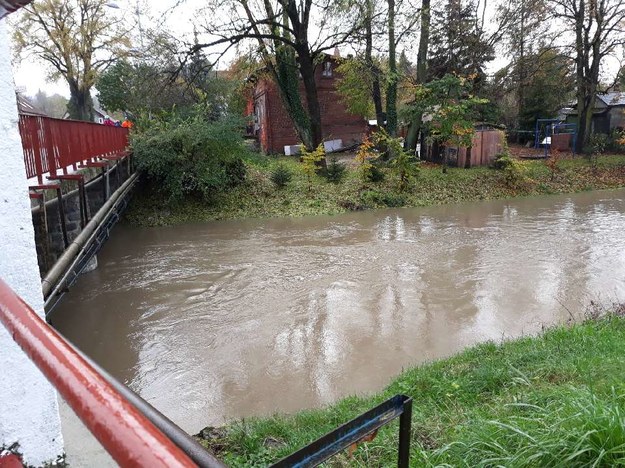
(398, 398, 412, 468)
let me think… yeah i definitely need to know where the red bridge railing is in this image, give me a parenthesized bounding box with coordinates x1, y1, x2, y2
(18, 115, 129, 185)
(0, 279, 196, 467)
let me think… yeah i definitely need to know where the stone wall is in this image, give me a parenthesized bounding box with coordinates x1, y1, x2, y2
(32, 162, 129, 276)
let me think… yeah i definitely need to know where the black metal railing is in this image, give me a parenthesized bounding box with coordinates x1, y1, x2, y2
(271, 394, 413, 467)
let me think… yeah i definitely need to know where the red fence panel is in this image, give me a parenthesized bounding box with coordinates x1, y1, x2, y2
(18, 115, 129, 184)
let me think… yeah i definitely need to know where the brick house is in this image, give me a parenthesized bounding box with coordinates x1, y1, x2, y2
(248, 55, 368, 154)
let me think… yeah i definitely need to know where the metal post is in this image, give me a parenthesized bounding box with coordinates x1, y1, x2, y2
(398, 399, 412, 468)
(78, 180, 87, 228)
(101, 167, 107, 201)
(56, 187, 69, 248)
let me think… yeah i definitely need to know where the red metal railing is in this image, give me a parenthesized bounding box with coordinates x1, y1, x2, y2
(18, 115, 129, 185)
(0, 279, 196, 467)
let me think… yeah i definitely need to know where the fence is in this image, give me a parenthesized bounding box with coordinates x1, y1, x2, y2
(18, 115, 129, 185)
(457, 130, 504, 168)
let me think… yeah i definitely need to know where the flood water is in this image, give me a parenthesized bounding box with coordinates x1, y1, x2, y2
(51, 189, 625, 462)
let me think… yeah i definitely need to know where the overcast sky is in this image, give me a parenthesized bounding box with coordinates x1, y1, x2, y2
(9, 0, 622, 99)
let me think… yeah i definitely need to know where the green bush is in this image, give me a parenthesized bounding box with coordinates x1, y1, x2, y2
(491, 152, 514, 170)
(270, 163, 292, 189)
(367, 165, 385, 183)
(585, 133, 610, 156)
(491, 153, 528, 187)
(323, 156, 346, 183)
(131, 116, 248, 201)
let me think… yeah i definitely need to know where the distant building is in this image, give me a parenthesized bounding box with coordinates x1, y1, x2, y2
(15, 92, 48, 117)
(564, 92, 625, 134)
(247, 54, 368, 154)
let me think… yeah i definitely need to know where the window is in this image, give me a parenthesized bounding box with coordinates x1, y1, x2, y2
(322, 61, 332, 77)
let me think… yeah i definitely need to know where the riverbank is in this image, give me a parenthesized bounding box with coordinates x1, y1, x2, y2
(197, 308, 625, 466)
(125, 154, 625, 226)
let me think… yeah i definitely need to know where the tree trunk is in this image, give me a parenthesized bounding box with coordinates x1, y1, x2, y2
(67, 82, 94, 121)
(364, 0, 384, 126)
(386, 0, 397, 136)
(298, 51, 323, 151)
(405, 0, 430, 151)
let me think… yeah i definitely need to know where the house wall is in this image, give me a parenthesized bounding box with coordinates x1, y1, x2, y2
(0, 20, 64, 465)
(609, 107, 625, 130)
(253, 59, 368, 153)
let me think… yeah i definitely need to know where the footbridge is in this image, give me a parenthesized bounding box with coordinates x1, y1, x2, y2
(18, 114, 138, 313)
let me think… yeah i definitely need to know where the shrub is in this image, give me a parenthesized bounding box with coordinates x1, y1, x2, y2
(491, 152, 513, 170)
(356, 136, 377, 183)
(491, 153, 527, 187)
(585, 133, 610, 158)
(131, 116, 247, 201)
(360, 189, 383, 207)
(390, 150, 420, 191)
(323, 156, 346, 183)
(367, 165, 386, 183)
(270, 163, 292, 189)
(300, 144, 325, 190)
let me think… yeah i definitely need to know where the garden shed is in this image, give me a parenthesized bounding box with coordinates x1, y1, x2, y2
(423, 128, 504, 168)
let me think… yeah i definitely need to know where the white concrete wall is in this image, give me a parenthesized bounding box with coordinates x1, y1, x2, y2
(0, 20, 64, 465)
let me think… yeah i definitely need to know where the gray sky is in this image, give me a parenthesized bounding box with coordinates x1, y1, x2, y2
(10, 0, 622, 99)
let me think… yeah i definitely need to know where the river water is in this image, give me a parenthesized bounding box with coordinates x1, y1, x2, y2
(51, 189, 625, 463)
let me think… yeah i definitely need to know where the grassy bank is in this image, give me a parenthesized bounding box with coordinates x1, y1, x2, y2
(197, 310, 625, 466)
(125, 154, 625, 227)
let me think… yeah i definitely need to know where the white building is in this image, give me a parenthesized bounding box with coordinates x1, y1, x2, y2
(0, 3, 64, 465)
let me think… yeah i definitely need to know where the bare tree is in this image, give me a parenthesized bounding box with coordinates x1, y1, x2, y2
(13, 0, 130, 121)
(548, 0, 625, 151)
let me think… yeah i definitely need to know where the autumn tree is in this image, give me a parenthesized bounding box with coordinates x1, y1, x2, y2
(409, 74, 487, 171)
(194, 0, 359, 152)
(13, 0, 130, 121)
(547, 0, 625, 152)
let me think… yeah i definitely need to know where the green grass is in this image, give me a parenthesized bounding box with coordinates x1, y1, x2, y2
(125, 154, 625, 227)
(196, 313, 625, 467)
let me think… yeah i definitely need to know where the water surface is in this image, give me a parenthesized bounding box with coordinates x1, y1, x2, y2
(51, 190, 625, 458)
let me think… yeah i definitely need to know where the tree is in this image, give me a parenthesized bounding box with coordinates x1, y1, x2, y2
(195, 0, 358, 152)
(97, 35, 233, 120)
(31, 89, 68, 118)
(548, 0, 625, 152)
(404, 0, 430, 151)
(497, 0, 550, 129)
(517, 50, 575, 129)
(13, 0, 129, 121)
(427, 0, 496, 88)
(411, 74, 487, 172)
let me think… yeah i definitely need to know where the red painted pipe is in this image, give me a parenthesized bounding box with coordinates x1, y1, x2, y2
(0, 280, 197, 468)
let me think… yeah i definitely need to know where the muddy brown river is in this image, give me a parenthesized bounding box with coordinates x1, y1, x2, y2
(51, 189, 625, 465)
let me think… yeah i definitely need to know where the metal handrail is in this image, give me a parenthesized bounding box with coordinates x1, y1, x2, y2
(0, 277, 411, 467)
(271, 394, 412, 467)
(0, 279, 197, 467)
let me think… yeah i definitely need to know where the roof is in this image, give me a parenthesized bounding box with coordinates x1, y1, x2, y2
(597, 92, 625, 107)
(16, 93, 47, 117)
(0, 0, 33, 19)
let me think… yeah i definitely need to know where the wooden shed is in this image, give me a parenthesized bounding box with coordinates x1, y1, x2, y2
(424, 129, 505, 168)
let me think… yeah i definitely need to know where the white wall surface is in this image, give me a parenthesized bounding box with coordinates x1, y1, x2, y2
(0, 20, 64, 465)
